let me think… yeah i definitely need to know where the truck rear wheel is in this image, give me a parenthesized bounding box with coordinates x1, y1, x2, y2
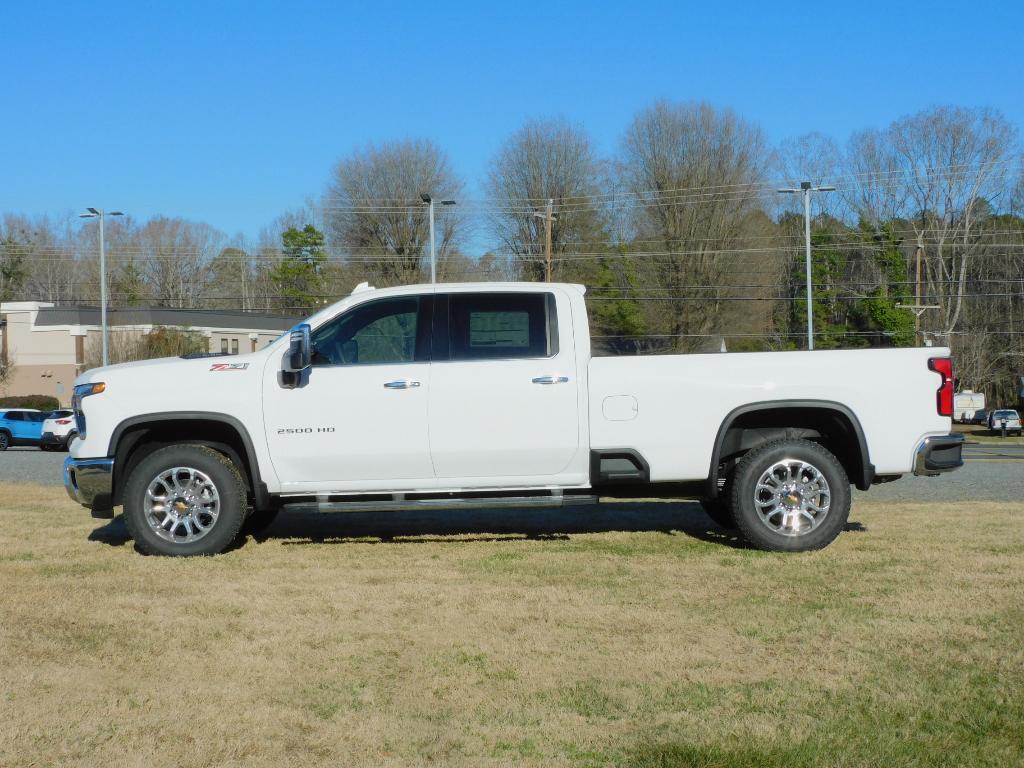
(730, 439, 850, 552)
(122, 444, 247, 556)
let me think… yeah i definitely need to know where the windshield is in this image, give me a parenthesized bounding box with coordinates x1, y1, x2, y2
(993, 410, 1018, 418)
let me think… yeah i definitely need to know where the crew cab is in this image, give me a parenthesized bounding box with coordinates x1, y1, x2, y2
(64, 282, 964, 556)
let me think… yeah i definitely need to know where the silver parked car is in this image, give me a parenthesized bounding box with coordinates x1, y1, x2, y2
(988, 409, 1022, 436)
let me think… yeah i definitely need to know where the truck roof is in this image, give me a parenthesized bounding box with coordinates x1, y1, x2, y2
(348, 281, 587, 296)
(298, 281, 587, 331)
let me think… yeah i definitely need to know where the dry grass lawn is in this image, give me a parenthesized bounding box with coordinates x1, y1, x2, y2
(0, 482, 1021, 767)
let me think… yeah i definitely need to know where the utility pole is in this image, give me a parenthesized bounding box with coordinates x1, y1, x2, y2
(776, 182, 835, 350)
(532, 199, 557, 281)
(915, 234, 923, 343)
(420, 194, 456, 284)
(79, 207, 124, 366)
(896, 231, 940, 346)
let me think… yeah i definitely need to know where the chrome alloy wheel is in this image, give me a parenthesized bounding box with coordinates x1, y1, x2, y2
(144, 467, 221, 544)
(753, 459, 831, 537)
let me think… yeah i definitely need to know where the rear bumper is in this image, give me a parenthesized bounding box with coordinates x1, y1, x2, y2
(64, 456, 115, 514)
(40, 431, 67, 446)
(913, 433, 965, 476)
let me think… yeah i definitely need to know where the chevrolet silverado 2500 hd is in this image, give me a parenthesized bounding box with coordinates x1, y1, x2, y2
(64, 282, 964, 555)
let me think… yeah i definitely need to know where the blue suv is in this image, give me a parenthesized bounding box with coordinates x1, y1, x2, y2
(0, 409, 47, 450)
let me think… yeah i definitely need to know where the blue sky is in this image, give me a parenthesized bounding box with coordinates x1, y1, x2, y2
(3, 0, 1022, 241)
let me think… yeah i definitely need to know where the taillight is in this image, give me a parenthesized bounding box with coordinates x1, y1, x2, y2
(928, 357, 953, 417)
(56, 419, 73, 425)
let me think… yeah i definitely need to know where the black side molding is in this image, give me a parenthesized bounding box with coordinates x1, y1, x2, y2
(590, 449, 650, 485)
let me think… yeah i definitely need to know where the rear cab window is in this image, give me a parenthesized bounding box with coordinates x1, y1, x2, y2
(438, 292, 559, 361)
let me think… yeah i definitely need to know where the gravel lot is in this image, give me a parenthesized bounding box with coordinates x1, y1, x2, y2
(3, 443, 1021, 503)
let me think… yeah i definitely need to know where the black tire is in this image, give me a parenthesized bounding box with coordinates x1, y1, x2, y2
(122, 444, 247, 556)
(242, 506, 280, 537)
(0, 431, 9, 451)
(699, 497, 736, 529)
(730, 439, 851, 552)
(63, 433, 78, 452)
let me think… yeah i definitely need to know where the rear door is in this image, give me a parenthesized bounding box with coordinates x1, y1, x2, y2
(4, 412, 26, 440)
(427, 290, 583, 485)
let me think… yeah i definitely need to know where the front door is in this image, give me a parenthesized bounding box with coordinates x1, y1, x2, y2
(427, 290, 583, 485)
(262, 294, 436, 493)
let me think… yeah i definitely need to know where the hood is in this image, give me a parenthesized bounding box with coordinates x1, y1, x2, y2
(74, 351, 265, 385)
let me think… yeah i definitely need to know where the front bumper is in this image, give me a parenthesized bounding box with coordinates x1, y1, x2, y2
(913, 433, 965, 476)
(64, 456, 115, 515)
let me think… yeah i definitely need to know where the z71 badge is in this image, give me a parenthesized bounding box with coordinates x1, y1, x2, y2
(209, 362, 249, 371)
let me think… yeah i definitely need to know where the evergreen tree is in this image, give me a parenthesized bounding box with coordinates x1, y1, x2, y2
(270, 225, 326, 313)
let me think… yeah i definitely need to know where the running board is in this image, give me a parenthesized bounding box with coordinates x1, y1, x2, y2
(295, 494, 599, 514)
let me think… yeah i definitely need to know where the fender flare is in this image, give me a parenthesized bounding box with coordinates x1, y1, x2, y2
(108, 411, 270, 509)
(706, 399, 874, 497)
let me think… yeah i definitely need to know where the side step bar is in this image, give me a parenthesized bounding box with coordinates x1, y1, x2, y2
(289, 494, 599, 514)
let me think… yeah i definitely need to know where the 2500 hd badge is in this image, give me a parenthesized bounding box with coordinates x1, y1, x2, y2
(277, 427, 336, 434)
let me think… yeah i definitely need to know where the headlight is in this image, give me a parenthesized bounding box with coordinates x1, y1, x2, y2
(72, 382, 106, 438)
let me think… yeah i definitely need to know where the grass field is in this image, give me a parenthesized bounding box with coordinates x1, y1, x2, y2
(1, 482, 1022, 767)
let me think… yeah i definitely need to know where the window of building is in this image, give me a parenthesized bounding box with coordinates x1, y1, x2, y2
(230, 339, 239, 355)
(448, 293, 556, 360)
(220, 339, 229, 354)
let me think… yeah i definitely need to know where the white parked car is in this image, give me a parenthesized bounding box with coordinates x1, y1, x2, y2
(40, 409, 77, 451)
(988, 409, 1022, 436)
(64, 281, 964, 556)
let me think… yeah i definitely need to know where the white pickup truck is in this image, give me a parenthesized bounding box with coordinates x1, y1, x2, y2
(65, 281, 964, 556)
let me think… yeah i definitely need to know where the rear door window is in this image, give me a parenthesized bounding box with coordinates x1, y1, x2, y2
(446, 293, 558, 361)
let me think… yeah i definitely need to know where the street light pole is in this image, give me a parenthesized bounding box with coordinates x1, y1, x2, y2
(776, 182, 834, 351)
(79, 207, 124, 366)
(420, 194, 456, 284)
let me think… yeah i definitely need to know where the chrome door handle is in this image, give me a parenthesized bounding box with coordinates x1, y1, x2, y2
(383, 380, 421, 389)
(531, 376, 569, 385)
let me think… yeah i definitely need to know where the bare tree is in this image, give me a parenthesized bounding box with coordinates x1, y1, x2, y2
(844, 107, 1018, 338)
(619, 100, 769, 350)
(889, 107, 1017, 335)
(323, 140, 464, 285)
(132, 217, 225, 308)
(487, 118, 606, 281)
(774, 132, 844, 218)
(0, 215, 30, 302)
(11, 213, 79, 303)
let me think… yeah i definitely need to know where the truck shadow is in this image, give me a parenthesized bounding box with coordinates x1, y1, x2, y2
(89, 500, 867, 551)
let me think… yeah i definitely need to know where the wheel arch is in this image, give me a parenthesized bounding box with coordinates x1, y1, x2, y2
(108, 412, 270, 509)
(707, 400, 874, 497)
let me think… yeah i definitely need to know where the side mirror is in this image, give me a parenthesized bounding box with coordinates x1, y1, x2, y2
(282, 323, 311, 388)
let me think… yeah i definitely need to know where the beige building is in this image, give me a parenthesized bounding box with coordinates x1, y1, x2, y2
(0, 302, 296, 405)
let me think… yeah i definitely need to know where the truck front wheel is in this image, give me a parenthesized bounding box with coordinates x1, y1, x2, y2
(122, 444, 247, 556)
(730, 439, 850, 552)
